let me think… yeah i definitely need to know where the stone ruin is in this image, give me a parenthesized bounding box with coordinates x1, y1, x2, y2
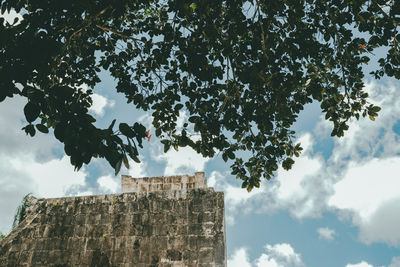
(0, 172, 226, 266)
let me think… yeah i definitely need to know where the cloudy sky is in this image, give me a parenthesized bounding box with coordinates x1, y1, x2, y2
(2, 10, 400, 267)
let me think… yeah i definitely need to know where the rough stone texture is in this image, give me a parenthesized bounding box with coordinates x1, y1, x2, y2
(0, 173, 226, 267)
(122, 172, 207, 194)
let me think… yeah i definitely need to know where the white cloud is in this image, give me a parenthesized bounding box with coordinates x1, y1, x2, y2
(255, 243, 305, 267)
(356, 197, 400, 246)
(138, 113, 153, 129)
(156, 145, 211, 176)
(317, 227, 336, 240)
(89, 93, 115, 117)
(227, 247, 252, 267)
(97, 175, 119, 193)
(228, 243, 304, 267)
(389, 256, 400, 267)
(208, 171, 261, 225)
(127, 158, 148, 178)
(255, 256, 280, 267)
(271, 134, 326, 219)
(209, 171, 260, 208)
(345, 261, 374, 267)
(10, 155, 87, 198)
(329, 157, 400, 246)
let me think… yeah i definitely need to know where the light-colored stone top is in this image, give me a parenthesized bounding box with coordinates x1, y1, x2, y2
(121, 172, 207, 193)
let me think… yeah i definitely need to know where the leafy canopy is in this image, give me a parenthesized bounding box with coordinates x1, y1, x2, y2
(0, 0, 399, 191)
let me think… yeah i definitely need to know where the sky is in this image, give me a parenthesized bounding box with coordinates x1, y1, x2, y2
(1, 9, 400, 267)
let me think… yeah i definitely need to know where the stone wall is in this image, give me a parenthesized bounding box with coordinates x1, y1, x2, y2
(121, 172, 207, 194)
(0, 173, 226, 267)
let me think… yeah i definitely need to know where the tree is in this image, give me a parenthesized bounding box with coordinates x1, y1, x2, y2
(12, 193, 32, 229)
(0, 193, 31, 241)
(0, 0, 398, 191)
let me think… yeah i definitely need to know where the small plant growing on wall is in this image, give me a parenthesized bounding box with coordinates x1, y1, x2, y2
(0, 232, 6, 241)
(12, 193, 32, 230)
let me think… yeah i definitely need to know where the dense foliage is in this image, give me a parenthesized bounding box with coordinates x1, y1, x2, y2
(1, 0, 399, 190)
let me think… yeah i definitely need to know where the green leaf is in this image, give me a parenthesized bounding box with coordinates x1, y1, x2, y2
(127, 139, 138, 157)
(175, 103, 184, 111)
(246, 184, 253, 192)
(115, 158, 122, 175)
(164, 142, 171, 153)
(189, 3, 197, 10)
(1, 4, 6, 15)
(155, 127, 161, 137)
(241, 181, 248, 189)
(119, 123, 135, 138)
(36, 124, 49, 133)
(22, 125, 36, 137)
(282, 157, 295, 170)
(24, 102, 40, 123)
(371, 106, 381, 112)
(188, 116, 199, 123)
(222, 152, 228, 162)
(54, 123, 66, 141)
(123, 154, 130, 169)
(132, 155, 140, 163)
(108, 119, 116, 131)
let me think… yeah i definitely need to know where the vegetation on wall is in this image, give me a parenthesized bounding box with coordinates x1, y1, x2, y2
(12, 193, 32, 229)
(0, 232, 6, 241)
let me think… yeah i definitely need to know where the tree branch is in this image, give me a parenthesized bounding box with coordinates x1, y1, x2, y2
(95, 25, 141, 41)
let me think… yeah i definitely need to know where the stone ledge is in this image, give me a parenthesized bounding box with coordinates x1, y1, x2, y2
(122, 172, 208, 193)
(32, 187, 217, 205)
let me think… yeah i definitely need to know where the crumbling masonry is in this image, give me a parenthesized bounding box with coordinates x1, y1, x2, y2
(0, 172, 226, 266)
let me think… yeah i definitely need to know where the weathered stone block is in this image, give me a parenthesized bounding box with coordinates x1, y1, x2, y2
(199, 248, 215, 264)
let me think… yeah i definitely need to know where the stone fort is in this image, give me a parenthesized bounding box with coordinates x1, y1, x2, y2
(0, 172, 226, 266)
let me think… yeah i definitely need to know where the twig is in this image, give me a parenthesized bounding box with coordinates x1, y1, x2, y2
(256, 0, 268, 59)
(95, 25, 142, 41)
